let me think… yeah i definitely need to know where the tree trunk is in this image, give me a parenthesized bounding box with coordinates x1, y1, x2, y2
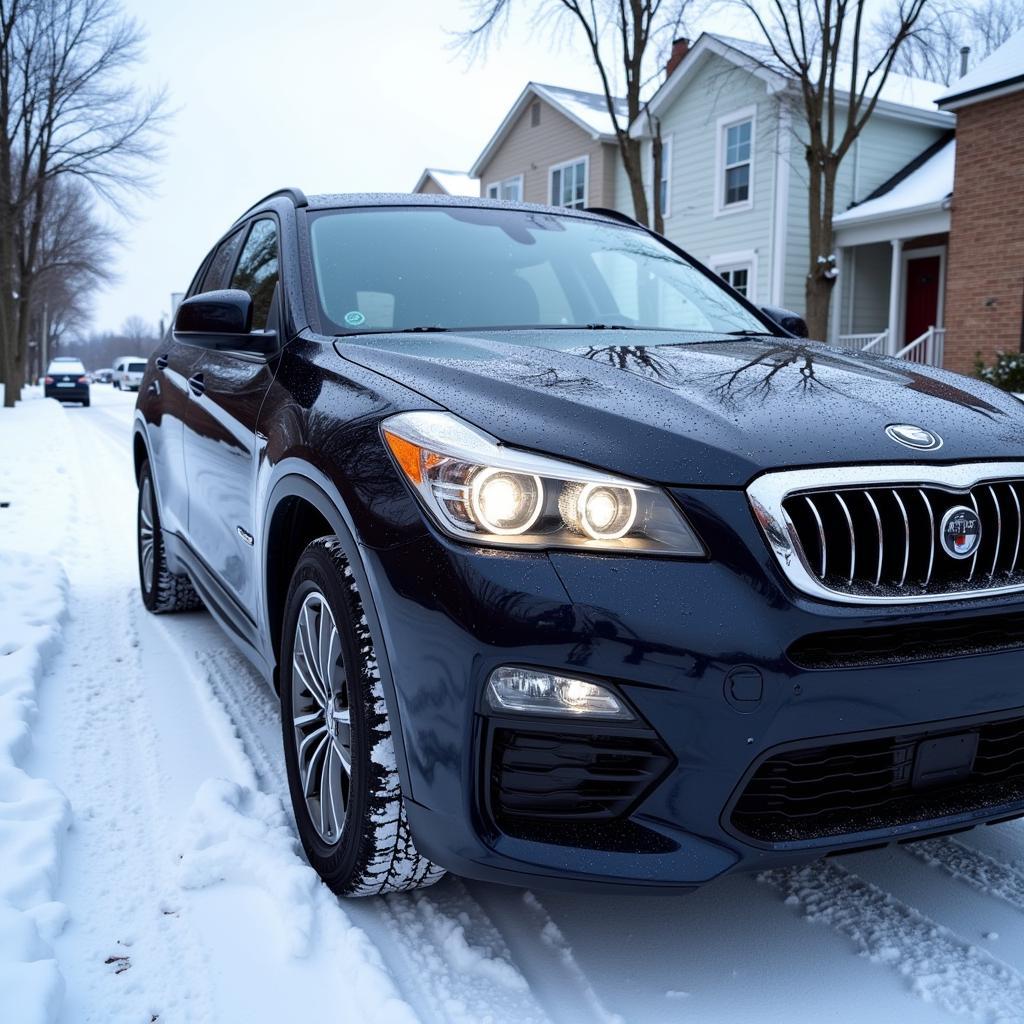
(651, 129, 664, 235)
(804, 155, 838, 342)
(619, 135, 650, 227)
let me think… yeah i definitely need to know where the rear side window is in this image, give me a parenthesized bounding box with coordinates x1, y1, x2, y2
(199, 230, 244, 294)
(230, 218, 279, 330)
(128, 362, 147, 373)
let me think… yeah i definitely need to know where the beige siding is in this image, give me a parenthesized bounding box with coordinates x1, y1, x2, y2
(477, 98, 617, 207)
(415, 177, 446, 195)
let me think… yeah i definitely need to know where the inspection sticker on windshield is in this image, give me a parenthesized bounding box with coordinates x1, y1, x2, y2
(344, 310, 366, 327)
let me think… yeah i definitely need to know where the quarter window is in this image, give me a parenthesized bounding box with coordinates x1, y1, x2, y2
(486, 176, 523, 202)
(550, 158, 587, 210)
(723, 118, 752, 207)
(230, 218, 279, 330)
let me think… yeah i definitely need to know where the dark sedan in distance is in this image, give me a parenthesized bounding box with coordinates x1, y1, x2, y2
(132, 190, 1024, 896)
(44, 357, 90, 406)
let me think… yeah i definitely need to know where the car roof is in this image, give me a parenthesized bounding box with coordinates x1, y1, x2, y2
(235, 188, 637, 228)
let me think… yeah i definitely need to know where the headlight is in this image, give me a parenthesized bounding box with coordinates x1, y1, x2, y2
(382, 410, 704, 555)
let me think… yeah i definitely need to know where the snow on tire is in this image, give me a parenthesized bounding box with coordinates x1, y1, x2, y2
(280, 536, 444, 896)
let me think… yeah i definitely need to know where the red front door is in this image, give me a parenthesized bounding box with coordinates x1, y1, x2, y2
(903, 255, 941, 345)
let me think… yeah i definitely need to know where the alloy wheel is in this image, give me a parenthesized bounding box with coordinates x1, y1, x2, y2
(139, 476, 156, 593)
(291, 591, 351, 845)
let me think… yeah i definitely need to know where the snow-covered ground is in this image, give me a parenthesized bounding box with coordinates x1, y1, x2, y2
(4, 385, 1024, 1023)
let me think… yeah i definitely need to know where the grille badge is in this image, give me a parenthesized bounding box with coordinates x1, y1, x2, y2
(940, 505, 981, 560)
(886, 424, 942, 450)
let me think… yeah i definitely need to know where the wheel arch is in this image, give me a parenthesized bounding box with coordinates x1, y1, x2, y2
(262, 466, 415, 795)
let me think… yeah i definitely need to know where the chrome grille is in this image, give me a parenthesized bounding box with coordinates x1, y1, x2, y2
(748, 463, 1024, 605)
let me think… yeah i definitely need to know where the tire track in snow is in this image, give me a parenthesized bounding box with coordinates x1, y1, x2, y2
(761, 860, 1024, 1022)
(47, 407, 215, 1023)
(181, 646, 553, 1024)
(907, 836, 1024, 914)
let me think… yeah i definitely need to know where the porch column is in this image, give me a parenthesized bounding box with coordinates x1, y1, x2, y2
(830, 247, 845, 346)
(887, 238, 903, 355)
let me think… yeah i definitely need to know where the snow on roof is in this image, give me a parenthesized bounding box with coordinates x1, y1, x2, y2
(470, 82, 626, 177)
(416, 168, 477, 196)
(939, 27, 1024, 108)
(531, 83, 628, 137)
(833, 137, 955, 225)
(708, 33, 951, 115)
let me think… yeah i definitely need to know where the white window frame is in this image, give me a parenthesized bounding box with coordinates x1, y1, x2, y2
(651, 134, 672, 219)
(715, 105, 756, 216)
(548, 155, 589, 209)
(485, 174, 524, 202)
(709, 250, 759, 302)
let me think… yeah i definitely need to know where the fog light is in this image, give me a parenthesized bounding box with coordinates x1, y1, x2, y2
(486, 667, 633, 720)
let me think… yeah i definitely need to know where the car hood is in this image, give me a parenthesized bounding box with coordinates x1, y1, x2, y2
(335, 330, 1024, 487)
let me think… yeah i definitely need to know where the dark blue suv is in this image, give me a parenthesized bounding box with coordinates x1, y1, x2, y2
(133, 189, 1024, 895)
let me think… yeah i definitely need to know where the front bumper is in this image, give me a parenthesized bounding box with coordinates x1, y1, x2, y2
(364, 485, 1024, 890)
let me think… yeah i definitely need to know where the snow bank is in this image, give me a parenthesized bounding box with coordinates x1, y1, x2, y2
(0, 551, 71, 1024)
(179, 779, 420, 1024)
(0, 397, 74, 1024)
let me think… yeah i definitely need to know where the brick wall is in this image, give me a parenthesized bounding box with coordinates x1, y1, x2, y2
(943, 91, 1024, 375)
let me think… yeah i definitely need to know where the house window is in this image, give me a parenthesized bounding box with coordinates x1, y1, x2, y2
(486, 176, 523, 202)
(717, 109, 755, 213)
(652, 135, 672, 218)
(710, 251, 757, 301)
(530, 102, 541, 127)
(720, 266, 749, 296)
(550, 157, 587, 210)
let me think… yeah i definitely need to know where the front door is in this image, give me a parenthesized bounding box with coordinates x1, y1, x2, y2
(183, 216, 280, 619)
(903, 254, 941, 345)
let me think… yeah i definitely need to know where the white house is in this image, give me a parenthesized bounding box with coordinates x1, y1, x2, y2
(629, 33, 955, 348)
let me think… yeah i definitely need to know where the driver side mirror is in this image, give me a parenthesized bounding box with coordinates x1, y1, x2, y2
(174, 289, 277, 354)
(760, 305, 809, 339)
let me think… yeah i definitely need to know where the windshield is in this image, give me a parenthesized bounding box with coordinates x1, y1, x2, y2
(310, 207, 767, 336)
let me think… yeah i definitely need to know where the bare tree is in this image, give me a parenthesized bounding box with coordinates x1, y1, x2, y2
(733, 0, 929, 340)
(27, 175, 117, 376)
(0, 0, 165, 406)
(884, 0, 1024, 85)
(455, 0, 692, 231)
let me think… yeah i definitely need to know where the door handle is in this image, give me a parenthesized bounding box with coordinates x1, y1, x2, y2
(155, 353, 169, 370)
(187, 373, 205, 396)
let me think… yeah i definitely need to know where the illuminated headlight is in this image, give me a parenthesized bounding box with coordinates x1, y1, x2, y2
(382, 410, 703, 555)
(486, 666, 633, 720)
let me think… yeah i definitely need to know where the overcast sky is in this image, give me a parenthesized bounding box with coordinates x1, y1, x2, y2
(96, 0, 643, 334)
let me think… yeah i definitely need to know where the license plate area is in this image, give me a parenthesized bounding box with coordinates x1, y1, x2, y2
(912, 731, 979, 789)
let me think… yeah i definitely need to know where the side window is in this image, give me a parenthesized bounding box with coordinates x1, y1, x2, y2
(198, 230, 244, 294)
(230, 218, 279, 330)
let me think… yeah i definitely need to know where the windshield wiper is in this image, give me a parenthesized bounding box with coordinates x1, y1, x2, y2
(336, 325, 450, 337)
(722, 329, 783, 337)
(582, 323, 639, 330)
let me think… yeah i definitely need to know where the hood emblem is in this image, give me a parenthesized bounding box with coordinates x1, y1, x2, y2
(940, 506, 981, 560)
(886, 424, 942, 451)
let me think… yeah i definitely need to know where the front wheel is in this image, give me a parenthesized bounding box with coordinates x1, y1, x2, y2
(279, 537, 444, 896)
(137, 462, 202, 613)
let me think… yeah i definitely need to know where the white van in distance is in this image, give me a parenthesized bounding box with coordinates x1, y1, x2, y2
(113, 356, 148, 392)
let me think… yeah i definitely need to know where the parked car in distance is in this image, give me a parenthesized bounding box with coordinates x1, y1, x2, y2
(133, 189, 1024, 899)
(92, 368, 114, 384)
(113, 356, 148, 391)
(44, 357, 90, 406)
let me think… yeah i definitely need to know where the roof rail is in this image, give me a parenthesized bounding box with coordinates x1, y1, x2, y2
(236, 187, 308, 222)
(583, 206, 642, 228)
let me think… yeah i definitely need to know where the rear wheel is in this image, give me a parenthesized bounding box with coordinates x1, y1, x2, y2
(137, 461, 202, 613)
(280, 537, 444, 896)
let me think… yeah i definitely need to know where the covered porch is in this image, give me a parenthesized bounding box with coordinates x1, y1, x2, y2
(832, 136, 954, 368)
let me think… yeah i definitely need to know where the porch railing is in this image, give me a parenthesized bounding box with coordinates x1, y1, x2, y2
(895, 326, 945, 366)
(838, 330, 888, 354)
(837, 327, 944, 367)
